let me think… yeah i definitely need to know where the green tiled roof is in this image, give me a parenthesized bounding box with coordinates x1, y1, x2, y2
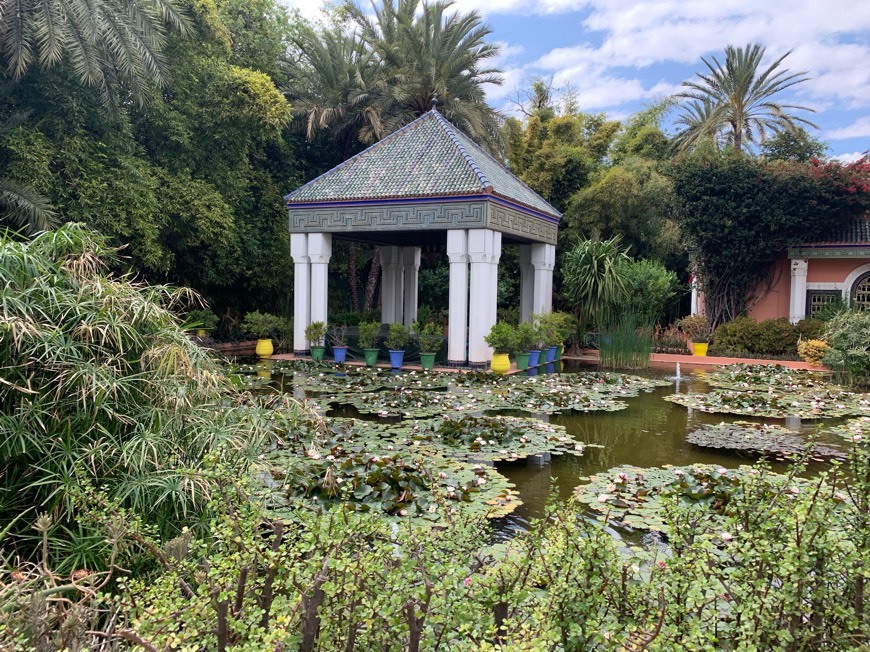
(799, 217, 870, 245)
(285, 110, 561, 219)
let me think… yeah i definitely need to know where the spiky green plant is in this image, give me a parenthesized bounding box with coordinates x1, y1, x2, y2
(561, 237, 630, 331)
(0, 224, 305, 559)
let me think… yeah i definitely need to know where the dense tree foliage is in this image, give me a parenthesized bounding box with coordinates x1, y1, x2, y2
(672, 152, 870, 325)
(0, 0, 311, 316)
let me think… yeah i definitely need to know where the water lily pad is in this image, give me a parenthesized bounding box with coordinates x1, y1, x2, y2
(573, 464, 793, 532)
(702, 364, 833, 391)
(828, 416, 870, 445)
(665, 387, 867, 419)
(686, 422, 845, 459)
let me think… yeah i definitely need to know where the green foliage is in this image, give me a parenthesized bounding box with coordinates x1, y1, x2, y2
(561, 236, 630, 329)
(672, 152, 869, 325)
(385, 322, 410, 350)
(823, 309, 870, 386)
(244, 311, 286, 339)
(304, 320, 328, 345)
(798, 339, 830, 366)
(186, 308, 220, 330)
(795, 316, 824, 340)
(677, 314, 710, 341)
(761, 127, 829, 162)
(484, 322, 518, 354)
(412, 321, 443, 353)
(619, 258, 681, 325)
(686, 422, 844, 459)
(515, 322, 538, 352)
(0, 225, 307, 560)
(599, 313, 654, 369)
(755, 317, 798, 354)
(534, 311, 574, 346)
(358, 321, 382, 349)
(713, 316, 760, 353)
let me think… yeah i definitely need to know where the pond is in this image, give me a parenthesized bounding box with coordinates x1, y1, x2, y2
(246, 358, 855, 536)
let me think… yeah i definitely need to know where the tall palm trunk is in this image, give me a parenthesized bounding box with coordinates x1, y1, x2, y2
(348, 242, 359, 311)
(363, 246, 381, 312)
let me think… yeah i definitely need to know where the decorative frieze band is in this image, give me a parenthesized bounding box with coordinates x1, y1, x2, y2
(789, 247, 870, 259)
(289, 199, 557, 244)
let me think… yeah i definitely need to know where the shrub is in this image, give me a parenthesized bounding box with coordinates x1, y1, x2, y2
(484, 322, 518, 354)
(412, 322, 443, 353)
(822, 310, 870, 386)
(620, 258, 681, 325)
(385, 323, 410, 350)
(186, 308, 219, 331)
(795, 317, 824, 341)
(678, 314, 711, 341)
(243, 311, 286, 339)
(797, 339, 829, 366)
(712, 316, 759, 354)
(304, 320, 328, 345)
(653, 323, 690, 354)
(754, 318, 798, 354)
(358, 321, 382, 350)
(515, 322, 538, 352)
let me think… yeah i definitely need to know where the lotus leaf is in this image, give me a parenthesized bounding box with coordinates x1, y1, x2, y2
(686, 422, 845, 459)
(665, 387, 868, 419)
(574, 464, 800, 532)
(703, 364, 833, 391)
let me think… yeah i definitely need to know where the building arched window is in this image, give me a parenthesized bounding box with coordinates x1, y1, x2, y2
(851, 272, 870, 310)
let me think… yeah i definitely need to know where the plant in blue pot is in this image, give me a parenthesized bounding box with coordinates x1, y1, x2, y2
(385, 323, 410, 369)
(330, 324, 349, 363)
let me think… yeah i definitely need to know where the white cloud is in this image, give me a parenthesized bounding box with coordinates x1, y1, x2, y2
(276, 0, 328, 22)
(827, 116, 870, 141)
(831, 151, 867, 164)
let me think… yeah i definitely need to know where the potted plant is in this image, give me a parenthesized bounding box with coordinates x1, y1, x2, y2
(385, 323, 410, 369)
(187, 308, 219, 338)
(552, 311, 575, 361)
(358, 321, 381, 367)
(484, 322, 517, 374)
(679, 315, 711, 357)
(242, 311, 285, 358)
(527, 318, 546, 368)
(413, 321, 443, 371)
(330, 324, 349, 363)
(514, 322, 537, 371)
(536, 313, 561, 363)
(305, 321, 328, 362)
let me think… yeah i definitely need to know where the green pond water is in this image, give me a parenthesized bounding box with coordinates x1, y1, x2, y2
(269, 360, 844, 537)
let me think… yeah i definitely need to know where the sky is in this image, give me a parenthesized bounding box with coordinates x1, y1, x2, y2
(284, 0, 870, 162)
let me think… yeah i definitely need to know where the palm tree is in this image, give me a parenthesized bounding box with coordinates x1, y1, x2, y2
(675, 43, 817, 152)
(349, 0, 505, 153)
(0, 0, 190, 108)
(293, 26, 388, 159)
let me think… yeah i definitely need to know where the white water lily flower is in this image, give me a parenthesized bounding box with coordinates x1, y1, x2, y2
(721, 531, 733, 542)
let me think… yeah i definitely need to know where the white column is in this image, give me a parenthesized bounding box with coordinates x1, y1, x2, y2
(490, 232, 502, 330)
(402, 247, 421, 327)
(531, 243, 555, 316)
(291, 233, 310, 354)
(789, 259, 809, 324)
(381, 246, 399, 324)
(308, 233, 332, 342)
(393, 252, 405, 326)
(447, 230, 469, 365)
(690, 275, 699, 315)
(519, 244, 534, 323)
(468, 229, 498, 367)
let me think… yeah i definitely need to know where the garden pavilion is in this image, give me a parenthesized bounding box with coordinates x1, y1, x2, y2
(285, 108, 561, 368)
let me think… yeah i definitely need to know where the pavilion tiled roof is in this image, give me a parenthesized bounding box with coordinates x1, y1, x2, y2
(798, 216, 870, 246)
(285, 109, 561, 219)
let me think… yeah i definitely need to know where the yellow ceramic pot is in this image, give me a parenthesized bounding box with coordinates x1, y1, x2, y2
(255, 338, 274, 358)
(490, 352, 511, 374)
(692, 342, 709, 357)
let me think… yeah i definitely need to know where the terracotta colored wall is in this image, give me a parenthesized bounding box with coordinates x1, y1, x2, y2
(748, 257, 791, 321)
(748, 258, 870, 321)
(807, 258, 870, 283)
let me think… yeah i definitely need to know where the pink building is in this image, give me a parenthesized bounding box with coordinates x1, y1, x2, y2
(745, 217, 870, 322)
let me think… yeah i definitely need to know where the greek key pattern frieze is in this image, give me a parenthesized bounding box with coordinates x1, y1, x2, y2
(290, 201, 486, 233)
(789, 247, 870, 259)
(488, 205, 558, 245)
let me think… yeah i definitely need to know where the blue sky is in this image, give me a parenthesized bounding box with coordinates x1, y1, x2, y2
(287, 0, 870, 161)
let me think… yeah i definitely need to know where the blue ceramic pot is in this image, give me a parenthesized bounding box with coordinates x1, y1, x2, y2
(545, 346, 557, 363)
(389, 349, 405, 369)
(527, 349, 541, 367)
(333, 346, 348, 363)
